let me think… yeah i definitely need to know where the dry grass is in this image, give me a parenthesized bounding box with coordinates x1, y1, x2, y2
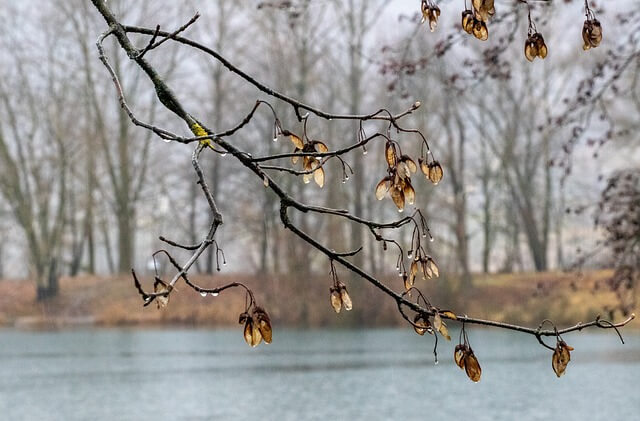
(0, 270, 635, 330)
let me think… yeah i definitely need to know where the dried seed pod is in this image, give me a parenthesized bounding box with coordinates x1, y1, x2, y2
(404, 274, 414, 291)
(312, 140, 329, 153)
(413, 314, 431, 336)
(419, 158, 430, 177)
(290, 134, 304, 149)
(402, 156, 418, 173)
(242, 315, 263, 347)
(330, 287, 342, 314)
(472, 19, 489, 41)
(524, 37, 538, 62)
(397, 161, 411, 179)
(390, 186, 406, 212)
(385, 142, 397, 167)
(420, 0, 429, 24)
(535, 33, 548, 59)
(525, 33, 547, 61)
(375, 177, 391, 200)
(462, 10, 474, 34)
(552, 340, 574, 377)
(403, 181, 416, 205)
(433, 313, 451, 340)
(454, 344, 467, 369)
(464, 349, 482, 382)
(441, 311, 457, 320)
(253, 307, 272, 344)
(428, 6, 440, 32)
(409, 260, 419, 286)
(582, 19, 602, 50)
(339, 285, 353, 311)
(313, 167, 325, 188)
(428, 161, 444, 185)
(426, 257, 440, 278)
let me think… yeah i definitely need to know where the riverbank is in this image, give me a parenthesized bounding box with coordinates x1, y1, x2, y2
(0, 270, 635, 329)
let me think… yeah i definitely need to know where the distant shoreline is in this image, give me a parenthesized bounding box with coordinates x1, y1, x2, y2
(0, 270, 636, 331)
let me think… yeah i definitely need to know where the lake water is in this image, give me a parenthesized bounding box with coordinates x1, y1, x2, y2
(0, 328, 638, 420)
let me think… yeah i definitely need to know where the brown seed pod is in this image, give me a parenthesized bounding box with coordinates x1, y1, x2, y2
(582, 19, 602, 50)
(390, 186, 406, 212)
(525, 37, 538, 62)
(552, 340, 574, 377)
(472, 19, 489, 41)
(464, 349, 482, 382)
(413, 314, 432, 336)
(428, 161, 444, 185)
(535, 33, 548, 59)
(454, 344, 467, 369)
(253, 306, 272, 344)
(330, 287, 342, 314)
(462, 10, 474, 34)
(313, 167, 325, 188)
(339, 285, 353, 311)
(525, 33, 548, 61)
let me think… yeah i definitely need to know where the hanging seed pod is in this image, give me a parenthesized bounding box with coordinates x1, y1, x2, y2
(290, 134, 304, 149)
(329, 287, 342, 314)
(524, 36, 539, 62)
(390, 186, 406, 212)
(524, 33, 547, 61)
(462, 10, 474, 34)
(454, 344, 467, 369)
(426, 257, 440, 278)
(552, 340, 574, 377)
(420, 0, 429, 24)
(313, 167, 325, 188)
(464, 348, 482, 382)
(428, 161, 444, 185)
(428, 6, 440, 32)
(312, 140, 329, 153)
(472, 20, 489, 41)
(413, 314, 432, 336)
(240, 312, 262, 347)
(339, 284, 353, 311)
(535, 33, 548, 59)
(582, 19, 602, 50)
(385, 142, 397, 167)
(403, 180, 416, 205)
(433, 313, 451, 341)
(253, 306, 272, 344)
(408, 260, 419, 286)
(375, 177, 391, 200)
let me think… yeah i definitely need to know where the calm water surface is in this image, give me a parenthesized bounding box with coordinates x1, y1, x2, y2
(0, 328, 638, 420)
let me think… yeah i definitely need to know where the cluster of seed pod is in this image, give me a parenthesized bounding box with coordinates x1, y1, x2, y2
(329, 281, 353, 313)
(239, 306, 273, 347)
(582, 16, 602, 50)
(421, 0, 441, 32)
(461, 0, 495, 41)
(289, 132, 328, 188)
(419, 157, 443, 185)
(376, 141, 418, 212)
(552, 338, 574, 377)
(422, 1, 602, 60)
(405, 254, 440, 290)
(413, 311, 454, 340)
(454, 343, 482, 382)
(376, 142, 443, 212)
(524, 32, 548, 62)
